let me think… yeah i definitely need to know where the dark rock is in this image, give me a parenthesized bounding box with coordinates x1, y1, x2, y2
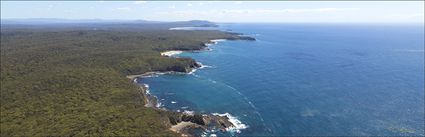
(166, 65, 186, 72)
(165, 111, 235, 135)
(179, 114, 206, 125)
(225, 32, 243, 35)
(168, 115, 181, 125)
(238, 36, 256, 41)
(181, 114, 192, 122)
(216, 116, 233, 128)
(192, 62, 202, 68)
(224, 36, 256, 41)
(191, 114, 205, 125)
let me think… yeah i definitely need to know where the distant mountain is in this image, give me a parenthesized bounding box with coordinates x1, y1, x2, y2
(0, 18, 220, 30)
(0, 18, 156, 24)
(180, 20, 219, 27)
(1, 18, 218, 27)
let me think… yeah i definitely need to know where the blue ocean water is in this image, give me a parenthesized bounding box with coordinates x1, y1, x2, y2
(139, 23, 424, 136)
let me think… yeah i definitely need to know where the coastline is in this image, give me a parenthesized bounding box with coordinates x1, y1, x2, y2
(159, 38, 229, 58)
(127, 36, 255, 136)
(126, 38, 229, 110)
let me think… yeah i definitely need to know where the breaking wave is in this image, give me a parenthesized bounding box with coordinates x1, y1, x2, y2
(212, 113, 248, 133)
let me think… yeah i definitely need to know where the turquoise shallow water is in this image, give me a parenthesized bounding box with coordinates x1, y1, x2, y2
(138, 23, 424, 136)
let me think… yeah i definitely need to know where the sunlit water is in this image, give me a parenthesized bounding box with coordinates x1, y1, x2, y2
(138, 23, 424, 136)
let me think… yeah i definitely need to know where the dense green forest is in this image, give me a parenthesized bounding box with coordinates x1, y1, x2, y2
(0, 22, 244, 136)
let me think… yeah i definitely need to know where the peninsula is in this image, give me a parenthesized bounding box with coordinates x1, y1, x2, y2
(0, 20, 254, 136)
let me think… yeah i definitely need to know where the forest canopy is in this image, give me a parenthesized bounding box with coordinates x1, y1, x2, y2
(0, 21, 240, 136)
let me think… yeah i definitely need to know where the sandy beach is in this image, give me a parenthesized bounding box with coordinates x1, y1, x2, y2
(161, 50, 183, 56)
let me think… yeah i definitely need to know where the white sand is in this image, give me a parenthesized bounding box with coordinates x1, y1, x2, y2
(168, 27, 196, 30)
(160, 50, 183, 56)
(210, 39, 226, 42)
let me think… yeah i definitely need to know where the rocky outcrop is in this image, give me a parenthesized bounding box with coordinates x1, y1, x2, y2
(167, 111, 234, 133)
(203, 114, 234, 131)
(238, 36, 256, 41)
(189, 61, 202, 69)
(228, 36, 256, 41)
(162, 60, 201, 73)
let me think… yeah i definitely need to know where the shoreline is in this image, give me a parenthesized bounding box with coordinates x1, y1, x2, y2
(127, 36, 255, 136)
(159, 39, 228, 57)
(126, 38, 229, 110)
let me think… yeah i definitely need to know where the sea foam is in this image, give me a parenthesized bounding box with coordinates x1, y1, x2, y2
(143, 84, 151, 94)
(183, 110, 195, 115)
(156, 102, 162, 108)
(187, 62, 212, 75)
(198, 62, 213, 69)
(212, 113, 248, 133)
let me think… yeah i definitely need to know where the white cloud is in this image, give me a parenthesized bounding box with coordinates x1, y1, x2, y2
(234, 1, 243, 4)
(187, 3, 193, 7)
(134, 1, 147, 4)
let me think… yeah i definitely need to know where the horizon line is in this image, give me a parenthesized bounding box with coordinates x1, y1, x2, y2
(1, 18, 424, 24)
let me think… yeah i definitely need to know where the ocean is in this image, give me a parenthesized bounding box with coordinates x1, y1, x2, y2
(137, 23, 424, 136)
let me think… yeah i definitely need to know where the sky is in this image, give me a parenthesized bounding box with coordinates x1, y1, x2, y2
(1, 1, 424, 23)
